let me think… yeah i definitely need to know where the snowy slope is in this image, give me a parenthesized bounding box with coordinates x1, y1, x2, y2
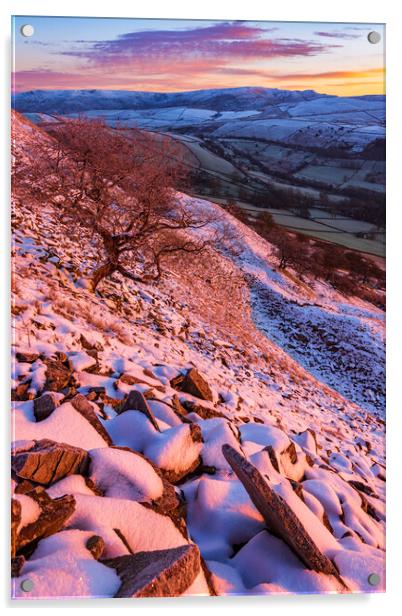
(11, 112, 385, 598)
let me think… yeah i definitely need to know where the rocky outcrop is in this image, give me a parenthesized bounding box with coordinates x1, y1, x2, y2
(103, 544, 201, 598)
(12, 439, 89, 485)
(222, 444, 341, 577)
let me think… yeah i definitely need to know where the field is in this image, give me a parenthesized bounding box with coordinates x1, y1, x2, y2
(198, 198, 385, 257)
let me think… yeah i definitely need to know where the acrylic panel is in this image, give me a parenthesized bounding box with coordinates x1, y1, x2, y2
(11, 16, 385, 599)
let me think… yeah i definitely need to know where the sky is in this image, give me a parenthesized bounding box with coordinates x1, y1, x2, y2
(12, 16, 385, 96)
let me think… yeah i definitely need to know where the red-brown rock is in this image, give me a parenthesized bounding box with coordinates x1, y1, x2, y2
(17, 489, 76, 553)
(118, 390, 160, 432)
(222, 444, 341, 577)
(71, 394, 113, 445)
(33, 392, 59, 422)
(103, 544, 201, 598)
(12, 439, 89, 485)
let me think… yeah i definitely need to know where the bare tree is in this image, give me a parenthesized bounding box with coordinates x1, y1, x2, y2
(273, 232, 303, 271)
(21, 117, 225, 290)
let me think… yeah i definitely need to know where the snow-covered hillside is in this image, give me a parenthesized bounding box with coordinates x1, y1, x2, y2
(13, 87, 385, 153)
(11, 111, 385, 599)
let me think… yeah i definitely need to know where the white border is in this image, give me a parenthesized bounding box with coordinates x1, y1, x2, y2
(1, 1, 401, 614)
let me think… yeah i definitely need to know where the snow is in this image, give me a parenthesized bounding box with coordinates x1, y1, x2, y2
(13, 530, 121, 599)
(196, 418, 242, 471)
(68, 494, 189, 555)
(184, 475, 264, 560)
(14, 493, 41, 532)
(47, 474, 99, 498)
(67, 351, 97, 371)
(233, 531, 344, 594)
(12, 400, 108, 450)
(10, 110, 385, 598)
(88, 447, 164, 501)
(334, 549, 385, 592)
(145, 424, 202, 476)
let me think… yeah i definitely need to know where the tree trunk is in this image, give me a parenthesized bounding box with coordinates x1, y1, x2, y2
(91, 261, 117, 291)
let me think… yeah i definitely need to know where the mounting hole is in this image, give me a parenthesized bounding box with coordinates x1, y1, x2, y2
(367, 31, 381, 44)
(20, 578, 34, 592)
(368, 572, 380, 586)
(20, 24, 34, 38)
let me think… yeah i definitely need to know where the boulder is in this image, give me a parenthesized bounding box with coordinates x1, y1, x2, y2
(12, 439, 89, 485)
(103, 544, 201, 598)
(119, 390, 160, 431)
(222, 444, 341, 577)
(71, 394, 113, 445)
(17, 489, 76, 553)
(171, 368, 213, 402)
(33, 392, 59, 422)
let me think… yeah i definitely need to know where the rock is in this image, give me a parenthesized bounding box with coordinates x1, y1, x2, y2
(11, 499, 21, 557)
(17, 489, 75, 554)
(119, 374, 142, 386)
(71, 394, 113, 445)
(14, 479, 38, 494)
(43, 359, 73, 392)
(12, 439, 89, 485)
(171, 395, 192, 423)
(183, 369, 213, 401)
(119, 390, 160, 432)
(86, 535, 105, 560)
(80, 334, 103, 352)
(264, 441, 306, 483)
(12, 382, 34, 401)
(16, 352, 40, 363)
(11, 555, 25, 578)
(348, 480, 375, 496)
(171, 368, 213, 402)
(33, 392, 59, 422)
(103, 544, 201, 598)
(222, 444, 341, 577)
(88, 386, 106, 396)
(181, 400, 228, 420)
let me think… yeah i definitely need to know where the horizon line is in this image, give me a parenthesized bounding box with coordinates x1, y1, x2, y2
(12, 85, 385, 98)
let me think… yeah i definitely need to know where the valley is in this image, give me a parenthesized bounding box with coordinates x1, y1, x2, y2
(14, 87, 385, 257)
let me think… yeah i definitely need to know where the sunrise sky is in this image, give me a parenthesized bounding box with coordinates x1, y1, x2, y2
(12, 16, 385, 96)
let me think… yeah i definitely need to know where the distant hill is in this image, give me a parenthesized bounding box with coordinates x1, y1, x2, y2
(12, 86, 384, 114)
